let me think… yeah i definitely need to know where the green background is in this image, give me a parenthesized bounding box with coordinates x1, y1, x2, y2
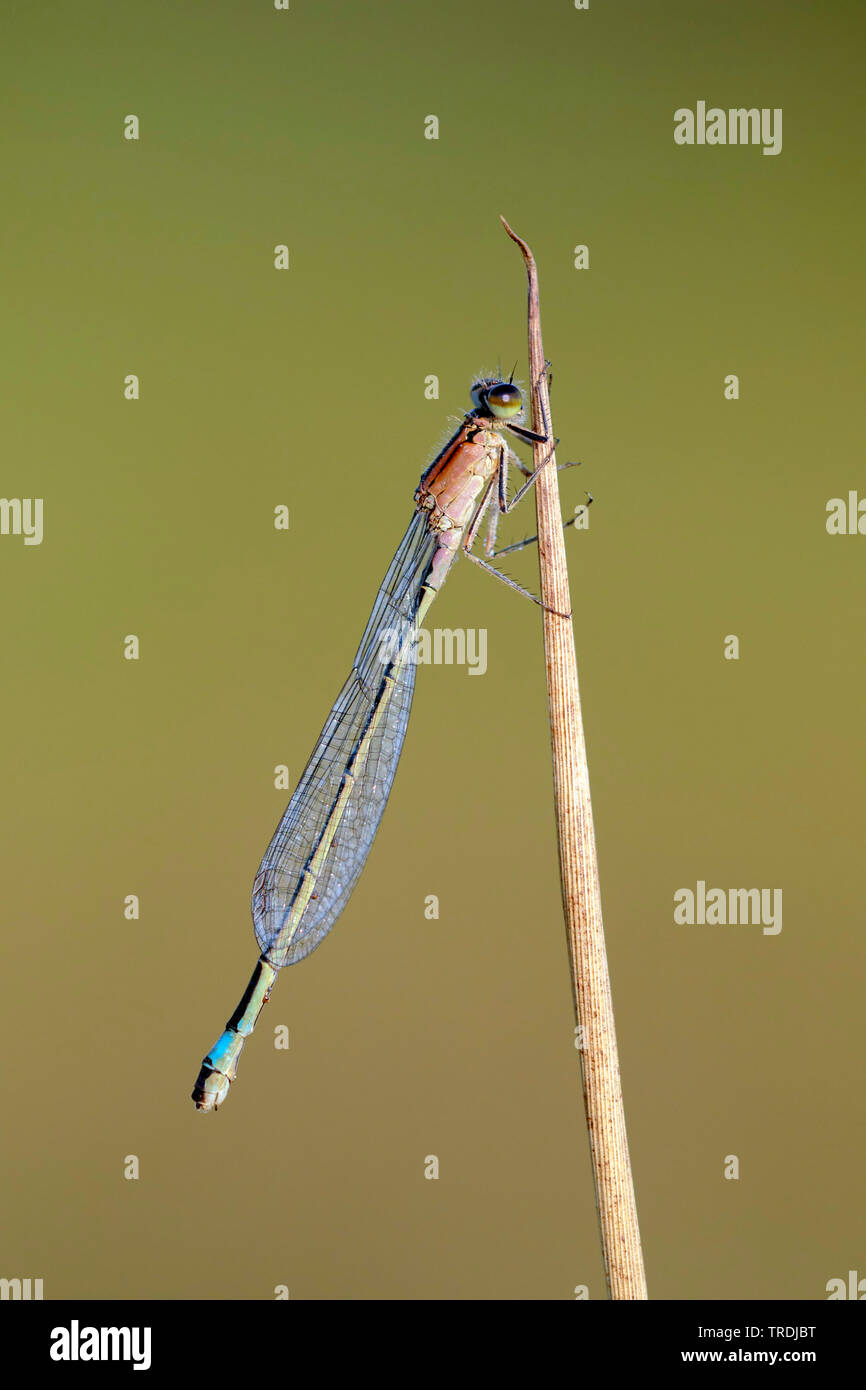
(1, 0, 863, 1300)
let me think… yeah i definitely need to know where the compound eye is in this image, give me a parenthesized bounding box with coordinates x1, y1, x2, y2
(470, 381, 489, 411)
(485, 383, 522, 419)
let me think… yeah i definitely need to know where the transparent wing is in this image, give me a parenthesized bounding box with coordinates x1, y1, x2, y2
(252, 511, 439, 968)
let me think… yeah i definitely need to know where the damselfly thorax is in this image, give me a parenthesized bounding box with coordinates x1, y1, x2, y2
(415, 418, 505, 533)
(415, 376, 529, 532)
(414, 416, 507, 590)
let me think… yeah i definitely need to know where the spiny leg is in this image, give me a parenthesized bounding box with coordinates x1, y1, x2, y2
(462, 475, 571, 617)
(490, 493, 593, 559)
(462, 543, 571, 618)
(485, 443, 538, 553)
(506, 420, 548, 446)
(489, 441, 585, 555)
(533, 358, 552, 440)
(462, 476, 497, 554)
(509, 452, 534, 480)
(484, 487, 501, 557)
(501, 437, 578, 514)
(503, 441, 580, 482)
(482, 446, 514, 557)
(461, 475, 539, 603)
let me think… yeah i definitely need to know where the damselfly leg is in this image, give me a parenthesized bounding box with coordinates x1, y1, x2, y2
(460, 443, 577, 619)
(461, 479, 555, 611)
(490, 493, 593, 559)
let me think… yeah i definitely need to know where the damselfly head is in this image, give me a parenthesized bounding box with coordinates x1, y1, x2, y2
(470, 377, 524, 421)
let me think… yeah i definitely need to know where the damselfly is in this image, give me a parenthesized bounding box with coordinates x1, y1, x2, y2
(192, 373, 585, 1110)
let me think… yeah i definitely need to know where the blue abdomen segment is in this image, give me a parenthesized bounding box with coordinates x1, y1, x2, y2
(192, 957, 278, 1112)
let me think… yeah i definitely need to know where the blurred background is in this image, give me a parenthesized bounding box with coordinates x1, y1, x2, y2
(1, 0, 863, 1299)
